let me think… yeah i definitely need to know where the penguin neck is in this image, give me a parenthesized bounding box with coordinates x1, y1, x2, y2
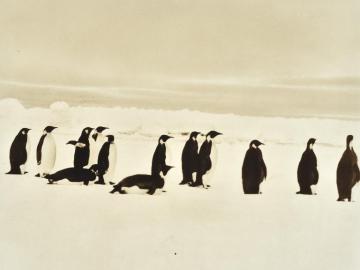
(347, 141, 353, 150)
(206, 137, 212, 142)
(251, 144, 257, 149)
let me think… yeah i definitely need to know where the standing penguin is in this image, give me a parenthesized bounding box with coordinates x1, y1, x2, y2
(36, 126, 57, 177)
(336, 135, 360, 201)
(242, 140, 267, 194)
(180, 131, 201, 185)
(74, 127, 93, 169)
(297, 138, 318, 195)
(7, 128, 31, 174)
(151, 135, 173, 176)
(191, 130, 222, 188)
(89, 126, 109, 166)
(95, 135, 117, 185)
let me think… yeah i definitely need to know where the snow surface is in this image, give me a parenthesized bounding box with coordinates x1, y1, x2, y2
(0, 98, 360, 270)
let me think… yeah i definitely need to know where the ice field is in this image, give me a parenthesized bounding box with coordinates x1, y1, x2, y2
(0, 98, 359, 270)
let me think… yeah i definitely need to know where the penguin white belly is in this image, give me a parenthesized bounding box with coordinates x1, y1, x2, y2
(39, 135, 56, 176)
(89, 134, 105, 167)
(104, 144, 117, 184)
(203, 143, 218, 187)
(21, 139, 31, 174)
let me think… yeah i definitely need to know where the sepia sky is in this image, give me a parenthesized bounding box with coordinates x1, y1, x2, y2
(0, 0, 359, 89)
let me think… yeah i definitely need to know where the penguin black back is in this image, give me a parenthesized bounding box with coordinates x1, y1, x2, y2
(297, 138, 318, 195)
(151, 135, 172, 176)
(46, 165, 98, 185)
(336, 135, 360, 201)
(74, 127, 93, 168)
(111, 165, 173, 195)
(7, 128, 31, 174)
(192, 130, 222, 187)
(180, 131, 200, 185)
(242, 140, 267, 194)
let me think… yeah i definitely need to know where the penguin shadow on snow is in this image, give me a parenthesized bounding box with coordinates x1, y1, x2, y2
(7, 128, 31, 175)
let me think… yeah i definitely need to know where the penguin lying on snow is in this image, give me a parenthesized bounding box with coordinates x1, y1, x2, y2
(242, 140, 267, 194)
(36, 126, 57, 177)
(151, 135, 173, 176)
(297, 138, 318, 195)
(45, 165, 98, 185)
(180, 131, 201, 185)
(110, 165, 173, 195)
(190, 130, 222, 188)
(336, 135, 360, 202)
(7, 128, 31, 175)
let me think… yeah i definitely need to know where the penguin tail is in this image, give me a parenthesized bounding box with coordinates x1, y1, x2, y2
(110, 188, 117, 194)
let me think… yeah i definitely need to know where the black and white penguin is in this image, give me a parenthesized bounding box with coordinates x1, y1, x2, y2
(36, 126, 57, 177)
(74, 127, 93, 169)
(151, 135, 173, 176)
(7, 128, 31, 174)
(45, 165, 98, 186)
(110, 165, 173, 195)
(336, 135, 360, 201)
(190, 130, 222, 188)
(95, 135, 117, 185)
(179, 131, 201, 185)
(242, 140, 267, 194)
(89, 126, 109, 166)
(297, 138, 318, 195)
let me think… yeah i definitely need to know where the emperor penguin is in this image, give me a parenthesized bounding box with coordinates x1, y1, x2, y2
(242, 140, 267, 194)
(110, 165, 173, 195)
(297, 138, 318, 195)
(336, 135, 360, 201)
(180, 131, 201, 185)
(95, 135, 117, 185)
(191, 130, 222, 188)
(36, 126, 57, 177)
(46, 165, 98, 186)
(7, 128, 31, 174)
(89, 126, 109, 167)
(151, 135, 173, 176)
(74, 127, 93, 168)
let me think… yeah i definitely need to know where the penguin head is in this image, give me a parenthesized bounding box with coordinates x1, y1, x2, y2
(162, 165, 174, 177)
(206, 131, 222, 140)
(307, 138, 316, 149)
(96, 126, 109, 133)
(159, 135, 173, 144)
(20, 128, 31, 135)
(89, 164, 99, 174)
(82, 127, 93, 136)
(44, 126, 57, 133)
(347, 135, 354, 148)
(189, 131, 201, 140)
(106, 135, 115, 143)
(250, 140, 264, 148)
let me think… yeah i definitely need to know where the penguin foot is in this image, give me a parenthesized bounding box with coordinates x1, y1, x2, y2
(94, 180, 105, 185)
(179, 180, 192, 185)
(109, 181, 115, 185)
(47, 179, 54, 185)
(337, 198, 345, 202)
(35, 173, 40, 177)
(189, 182, 202, 187)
